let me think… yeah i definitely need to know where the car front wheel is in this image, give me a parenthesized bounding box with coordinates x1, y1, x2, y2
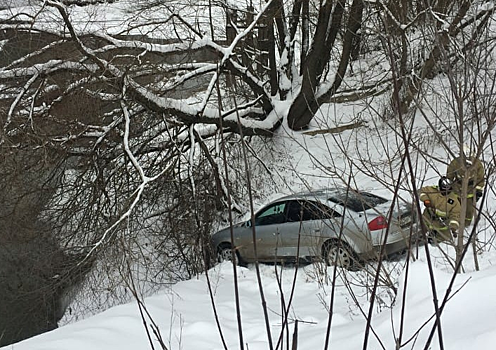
(324, 241, 359, 271)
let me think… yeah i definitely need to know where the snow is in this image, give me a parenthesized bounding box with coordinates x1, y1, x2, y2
(4, 249, 496, 350)
(2, 1, 496, 350)
(5, 108, 494, 348)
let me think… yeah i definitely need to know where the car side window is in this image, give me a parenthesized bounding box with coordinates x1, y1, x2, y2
(286, 201, 303, 222)
(255, 202, 287, 226)
(286, 200, 341, 222)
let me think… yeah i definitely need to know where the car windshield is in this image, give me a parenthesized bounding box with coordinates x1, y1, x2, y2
(327, 189, 388, 212)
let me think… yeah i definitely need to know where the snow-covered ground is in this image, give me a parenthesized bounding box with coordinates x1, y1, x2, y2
(4, 246, 496, 350)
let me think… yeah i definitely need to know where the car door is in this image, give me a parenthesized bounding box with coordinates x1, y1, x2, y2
(281, 200, 342, 258)
(247, 201, 288, 260)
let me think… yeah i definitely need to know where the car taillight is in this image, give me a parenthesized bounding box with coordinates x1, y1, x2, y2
(368, 216, 388, 231)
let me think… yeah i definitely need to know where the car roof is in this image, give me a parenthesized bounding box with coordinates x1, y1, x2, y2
(278, 187, 350, 201)
(275, 187, 391, 213)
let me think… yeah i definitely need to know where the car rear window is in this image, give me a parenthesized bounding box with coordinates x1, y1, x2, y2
(327, 190, 388, 212)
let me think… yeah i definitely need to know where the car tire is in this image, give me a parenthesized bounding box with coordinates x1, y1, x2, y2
(217, 243, 240, 265)
(324, 240, 360, 271)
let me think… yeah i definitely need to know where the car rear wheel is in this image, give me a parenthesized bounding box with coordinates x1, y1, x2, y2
(324, 241, 359, 271)
(217, 243, 240, 264)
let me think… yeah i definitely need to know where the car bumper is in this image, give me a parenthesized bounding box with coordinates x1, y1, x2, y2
(362, 229, 420, 260)
(382, 238, 410, 256)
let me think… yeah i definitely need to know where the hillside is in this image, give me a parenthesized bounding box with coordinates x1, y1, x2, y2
(4, 79, 496, 348)
(1, 1, 496, 349)
(5, 250, 496, 349)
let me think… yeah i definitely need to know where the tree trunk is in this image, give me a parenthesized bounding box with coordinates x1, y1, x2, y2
(287, 0, 363, 130)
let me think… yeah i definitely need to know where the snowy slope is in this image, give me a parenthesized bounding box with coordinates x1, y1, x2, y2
(4, 248, 496, 350)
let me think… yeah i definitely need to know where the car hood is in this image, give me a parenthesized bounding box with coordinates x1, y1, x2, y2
(213, 221, 245, 238)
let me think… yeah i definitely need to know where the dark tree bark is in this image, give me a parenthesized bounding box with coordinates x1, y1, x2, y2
(287, 0, 364, 130)
(300, 0, 309, 65)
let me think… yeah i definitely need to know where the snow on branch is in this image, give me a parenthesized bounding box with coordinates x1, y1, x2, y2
(38, 0, 282, 136)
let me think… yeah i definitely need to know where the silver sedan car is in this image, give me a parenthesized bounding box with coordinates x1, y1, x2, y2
(211, 187, 418, 269)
